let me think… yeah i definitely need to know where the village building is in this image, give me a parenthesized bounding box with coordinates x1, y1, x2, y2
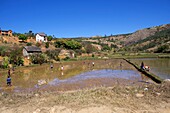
(36, 32, 47, 42)
(0, 30, 12, 36)
(23, 46, 42, 58)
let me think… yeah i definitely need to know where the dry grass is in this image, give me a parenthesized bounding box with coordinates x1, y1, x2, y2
(0, 81, 169, 113)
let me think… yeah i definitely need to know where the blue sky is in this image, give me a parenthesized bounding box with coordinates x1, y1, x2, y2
(0, 0, 170, 38)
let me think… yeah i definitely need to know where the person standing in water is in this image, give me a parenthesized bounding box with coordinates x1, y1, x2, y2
(92, 62, 95, 67)
(120, 62, 123, 70)
(50, 63, 53, 69)
(61, 65, 64, 71)
(7, 76, 12, 86)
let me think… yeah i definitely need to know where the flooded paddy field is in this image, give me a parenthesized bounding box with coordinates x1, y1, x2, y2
(130, 58, 170, 79)
(0, 59, 151, 93)
(0, 59, 170, 113)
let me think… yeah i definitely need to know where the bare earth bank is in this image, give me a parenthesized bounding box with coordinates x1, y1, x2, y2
(0, 80, 170, 113)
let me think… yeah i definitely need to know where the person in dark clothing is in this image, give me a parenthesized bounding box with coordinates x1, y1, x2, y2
(8, 69, 11, 76)
(7, 76, 12, 86)
(120, 62, 123, 70)
(50, 64, 53, 69)
(140, 62, 144, 70)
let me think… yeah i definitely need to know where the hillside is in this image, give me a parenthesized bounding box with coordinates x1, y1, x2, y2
(129, 28, 170, 52)
(0, 24, 170, 53)
(80, 24, 170, 52)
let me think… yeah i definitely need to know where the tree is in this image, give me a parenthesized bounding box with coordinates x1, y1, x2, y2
(18, 34, 27, 41)
(54, 39, 82, 50)
(47, 35, 53, 41)
(46, 49, 61, 61)
(102, 45, 111, 51)
(85, 44, 96, 54)
(30, 54, 46, 65)
(65, 40, 82, 50)
(54, 39, 66, 48)
(45, 42, 49, 48)
(26, 42, 32, 46)
(155, 45, 169, 53)
(1, 57, 9, 68)
(9, 46, 24, 66)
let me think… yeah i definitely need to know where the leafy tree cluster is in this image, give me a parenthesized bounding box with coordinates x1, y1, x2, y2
(101, 44, 111, 51)
(30, 54, 46, 65)
(18, 34, 28, 41)
(45, 42, 49, 48)
(9, 46, 24, 66)
(26, 42, 32, 46)
(47, 35, 53, 41)
(46, 49, 61, 61)
(137, 41, 156, 51)
(155, 45, 169, 53)
(25, 31, 34, 37)
(0, 46, 24, 68)
(54, 39, 82, 50)
(0, 57, 9, 68)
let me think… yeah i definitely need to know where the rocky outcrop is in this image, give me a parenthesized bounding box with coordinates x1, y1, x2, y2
(125, 24, 170, 45)
(58, 49, 75, 59)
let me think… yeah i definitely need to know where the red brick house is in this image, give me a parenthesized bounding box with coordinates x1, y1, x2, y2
(0, 30, 12, 36)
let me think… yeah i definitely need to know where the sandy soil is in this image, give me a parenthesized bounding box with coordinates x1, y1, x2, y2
(0, 80, 169, 113)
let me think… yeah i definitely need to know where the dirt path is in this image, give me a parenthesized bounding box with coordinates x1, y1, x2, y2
(0, 81, 169, 113)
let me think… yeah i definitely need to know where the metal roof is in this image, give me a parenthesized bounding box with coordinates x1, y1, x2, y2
(24, 46, 41, 52)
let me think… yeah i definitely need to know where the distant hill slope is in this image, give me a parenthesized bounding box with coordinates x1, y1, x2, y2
(129, 27, 170, 52)
(80, 24, 170, 52)
(124, 24, 170, 46)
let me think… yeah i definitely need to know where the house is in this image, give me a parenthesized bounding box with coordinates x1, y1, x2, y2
(36, 32, 47, 42)
(23, 46, 42, 58)
(0, 30, 12, 36)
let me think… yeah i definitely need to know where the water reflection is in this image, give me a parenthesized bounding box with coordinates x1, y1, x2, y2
(131, 58, 170, 79)
(48, 69, 142, 86)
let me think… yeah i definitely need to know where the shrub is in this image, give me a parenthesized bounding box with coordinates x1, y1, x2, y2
(92, 54, 95, 57)
(45, 42, 49, 48)
(30, 54, 46, 65)
(63, 56, 70, 61)
(26, 42, 32, 46)
(46, 49, 61, 61)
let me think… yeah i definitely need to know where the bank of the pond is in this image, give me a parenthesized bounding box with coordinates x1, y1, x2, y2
(0, 81, 169, 113)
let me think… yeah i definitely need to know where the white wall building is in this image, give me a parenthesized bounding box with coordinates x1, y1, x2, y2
(36, 32, 47, 42)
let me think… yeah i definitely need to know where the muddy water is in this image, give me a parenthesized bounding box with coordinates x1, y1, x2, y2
(0, 59, 148, 92)
(48, 69, 141, 85)
(130, 58, 170, 79)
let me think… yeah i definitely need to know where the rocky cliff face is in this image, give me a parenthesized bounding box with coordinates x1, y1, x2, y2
(124, 24, 170, 46)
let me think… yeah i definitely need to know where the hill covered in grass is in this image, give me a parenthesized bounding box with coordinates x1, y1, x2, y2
(78, 24, 170, 53)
